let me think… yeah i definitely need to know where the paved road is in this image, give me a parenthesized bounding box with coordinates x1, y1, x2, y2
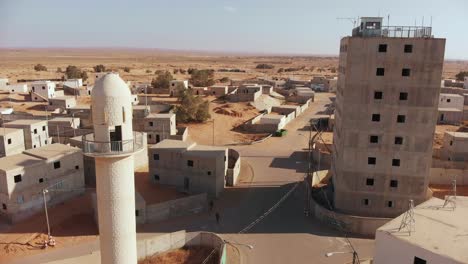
(143, 93, 375, 264)
(14, 93, 374, 264)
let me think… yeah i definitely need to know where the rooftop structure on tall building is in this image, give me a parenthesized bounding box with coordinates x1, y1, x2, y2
(332, 17, 445, 218)
(82, 73, 143, 264)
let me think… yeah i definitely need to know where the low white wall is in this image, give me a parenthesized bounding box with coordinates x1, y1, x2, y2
(145, 193, 207, 223)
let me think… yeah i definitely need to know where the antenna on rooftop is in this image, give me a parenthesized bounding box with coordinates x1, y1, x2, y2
(336, 17, 359, 28)
(443, 178, 457, 209)
(398, 199, 415, 235)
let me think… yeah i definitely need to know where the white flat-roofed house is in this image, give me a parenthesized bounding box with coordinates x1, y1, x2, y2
(4, 119, 51, 149)
(30, 81, 56, 102)
(0, 128, 25, 157)
(0, 144, 84, 223)
(439, 93, 464, 111)
(1, 83, 28, 93)
(169, 80, 189, 97)
(63, 79, 83, 89)
(0, 78, 9, 89)
(47, 96, 77, 111)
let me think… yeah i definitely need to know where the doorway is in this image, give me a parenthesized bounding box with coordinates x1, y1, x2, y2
(110, 125, 123, 151)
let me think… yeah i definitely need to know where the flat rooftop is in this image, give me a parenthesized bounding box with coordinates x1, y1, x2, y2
(150, 139, 194, 150)
(23, 143, 81, 160)
(146, 113, 174, 118)
(186, 144, 227, 158)
(0, 127, 23, 136)
(440, 93, 464, 98)
(377, 196, 468, 263)
(438, 107, 463, 112)
(49, 96, 75, 100)
(445, 131, 468, 139)
(49, 117, 78, 122)
(262, 114, 285, 120)
(0, 153, 42, 172)
(5, 119, 46, 126)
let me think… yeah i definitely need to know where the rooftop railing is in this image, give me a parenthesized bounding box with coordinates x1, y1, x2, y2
(82, 131, 144, 156)
(353, 26, 432, 38)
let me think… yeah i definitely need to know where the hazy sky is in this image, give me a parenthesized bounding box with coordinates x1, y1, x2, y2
(1, 0, 467, 59)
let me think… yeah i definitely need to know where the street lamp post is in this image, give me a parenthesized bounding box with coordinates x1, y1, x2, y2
(42, 189, 51, 240)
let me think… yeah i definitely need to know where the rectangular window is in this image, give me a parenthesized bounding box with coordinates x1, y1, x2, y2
(75, 165, 79, 170)
(149, 122, 154, 127)
(378, 44, 387, 52)
(34, 128, 37, 134)
(447, 99, 451, 103)
(390, 180, 398, 188)
(372, 114, 381, 122)
(2, 203, 6, 210)
(376, 68, 385, 76)
(42, 126, 46, 131)
(374, 91, 383, 99)
(404, 44, 413, 53)
(397, 115, 406, 123)
(54, 161, 61, 169)
(394, 137, 403, 145)
(187, 160, 194, 167)
(207, 171, 211, 175)
(450, 140, 453, 146)
(154, 175, 160, 181)
(39, 178, 44, 183)
(7, 138, 12, 144)
(399, 92, 408, 100)
(362, 199, 370, 206)
(370, 135, 379, 143)
(414, 257, 427, 264)
(153, 154, 159, 160)
(392, 159, 400, 167)
(387, 201, 394, 208)
(135, 210, 139, 217)
(402, 68, 411, 76)
(14, 174, 22, 183)
(368, 157, 376, 165)
(366, 178, 374, 186)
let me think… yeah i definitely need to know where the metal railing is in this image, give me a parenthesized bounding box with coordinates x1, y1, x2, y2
(353, 26, 432, 38)
(82, 131, 144, 156)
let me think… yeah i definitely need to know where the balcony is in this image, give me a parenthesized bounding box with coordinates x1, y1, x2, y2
(82, 131, 144, 157)
(353, 26, 432, 38)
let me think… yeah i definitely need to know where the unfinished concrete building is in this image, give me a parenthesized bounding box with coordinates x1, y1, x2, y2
(4, 119, 51, 149)
(332, 17, 445, 218)
(0, 143, 84, 223)
(148, 140, 240, 197)
(0, 128, 25, 157)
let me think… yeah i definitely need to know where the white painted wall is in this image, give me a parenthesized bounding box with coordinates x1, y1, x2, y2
(439, 93, 464, 111)
(374, 231, 462, 264)
(464, 77, 468, 89)
(30, 81, 56, 101)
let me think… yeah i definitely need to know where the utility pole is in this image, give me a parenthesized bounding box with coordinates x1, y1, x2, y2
(42, 189, 51, 240)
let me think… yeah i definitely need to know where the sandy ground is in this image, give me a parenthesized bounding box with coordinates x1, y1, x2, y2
(138, 246, 217, 264)
(134, 166, 186, 204)
(430, 184, 468, 199)
(433, 124, 462, 148)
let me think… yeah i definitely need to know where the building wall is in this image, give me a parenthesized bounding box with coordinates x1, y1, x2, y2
(48, 97, 77, 110)
(440, 133, 468, 161)
(148, 147, 227, 198)
(374, 231, 461, 264)
(333, 36, 445, 218)
(134, 114, 176, 144)
(5, 121, 50, 149)
(31, 82, 56, 101)
(0, 130, 25, 157)
(438, 94, 464, 111)
(145, 193, 207, 223)
(437, 109, 463, 125)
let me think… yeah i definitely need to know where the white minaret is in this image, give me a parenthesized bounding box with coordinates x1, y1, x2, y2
(83, 73, 143, 264)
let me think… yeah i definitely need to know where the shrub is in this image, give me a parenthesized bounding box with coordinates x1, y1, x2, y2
(34, 64, 47, 71)
(219, 77, 230, 83)
(277, 68, 284, 73)
(256, 63, 274, 69)
(123, 67, 131, 73)
(65, 65, 88, 81)
(455, 71, 468, 81)
(179, 68, 186, 74)
(175, 90, 211, 123)
(146, 69, 152, 73)
(93, 64, 106, 72)
(173, 69, 179, 74)
(56, 67, 62, 73)
(189, 69, 215, 87)
(151, 71, 173, 89)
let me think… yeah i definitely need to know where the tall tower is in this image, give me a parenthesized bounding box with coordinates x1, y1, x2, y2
(83, 73, 144, 264)
(332, 17, 445, 218)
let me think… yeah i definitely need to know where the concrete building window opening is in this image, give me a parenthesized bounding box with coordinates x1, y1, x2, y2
(399, 92, 408, 100)
(44, 140, 47, 145)
(378, 44, 387, 52)
(42, 86, 45, 90)
(33, 129, 37, 134)
(450, 140, 453, 146)
(390, 180, 398, 188)
(187, 160, 194, 167)
(366, 178, 374, 186)
(413, 256, 427, 264)
(148, 134, 152, 139)
(394, 136, 403, 145)
(135, 210, 139, 217)
(376, 68, 385, 76)
(153, 154, 159, 160)
(207, 171, 211, 175)
(402, 68, 411, 77)
(154, 175, 160, 181)
(42, 126, 46, 131)
(2, 203, 6, 210)
(149, 121, 153, 127)
(392, 159, 400, 167)
(370, 135, 379, 143)
(374, 91, 383, 99)
(447, 99, 451, 103)
(33, 145, 36, 148)
(362, 198, 370, 206)
(372, 114, 381, 122)
(75, 165, 79, 170)
(397, 115, 406, 123)
(387, 201, 394, 208)
(7, 138, 12, 144)
(404, 44, 413, 53)
(39, 178, 44, 183)
(14, 174, 22, 183)
(54, 161, 61, 169)
(368, 157, 376, 165)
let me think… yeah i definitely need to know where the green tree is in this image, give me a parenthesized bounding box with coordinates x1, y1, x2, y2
(93, 64, 106, 72)
(173, 68, 179, 74)
(455, 71, 468, 81)
(56, 67, 62, 73)
(34, 64, 47, 71)
(151, 71, 173, 89)
(179, 68, 186, 74)
(175, 90, 211, 123)
(123, 67, 131, 73)
(219, 77, 230, 83)
(145, 69, 152, 73)
(65, 65, 88, 81)
(189, 69, 215, 87)
(277, 68, 284, 73)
